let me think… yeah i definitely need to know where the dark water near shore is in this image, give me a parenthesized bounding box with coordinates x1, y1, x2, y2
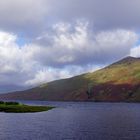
(0, 101, 140, 140)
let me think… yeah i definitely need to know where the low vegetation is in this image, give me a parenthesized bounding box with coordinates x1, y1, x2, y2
(0, 101, 54, 113)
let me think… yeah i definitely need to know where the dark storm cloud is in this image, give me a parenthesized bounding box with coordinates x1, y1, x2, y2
(0, 0, 49, 38)
(47, 0, 140, 31)
(0, 0, 140, 37)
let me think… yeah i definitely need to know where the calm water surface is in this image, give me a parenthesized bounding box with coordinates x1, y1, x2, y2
(0, 101, 140, 140)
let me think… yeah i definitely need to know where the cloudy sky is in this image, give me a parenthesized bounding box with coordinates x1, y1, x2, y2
(0, 0, 140, 93)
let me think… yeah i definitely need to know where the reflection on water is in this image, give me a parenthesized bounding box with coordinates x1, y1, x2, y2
(0, 101, 140, 140)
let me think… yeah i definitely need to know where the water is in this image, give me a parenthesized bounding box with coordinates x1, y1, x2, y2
(0, 101, 140, 140)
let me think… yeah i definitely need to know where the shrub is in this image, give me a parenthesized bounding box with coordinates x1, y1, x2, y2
(5, 102, 19, 105)
(0, 101, 4, 104)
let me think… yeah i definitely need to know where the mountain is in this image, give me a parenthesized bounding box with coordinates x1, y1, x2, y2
(0, 56, 140, 102)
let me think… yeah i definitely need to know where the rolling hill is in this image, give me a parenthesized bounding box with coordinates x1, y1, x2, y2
(0, 56, 140, 102)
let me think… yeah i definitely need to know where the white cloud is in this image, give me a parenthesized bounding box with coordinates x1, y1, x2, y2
(0, 32, 39, 87)
(130, 46, 140, 57)
(35, 21, 138, 66)
(0, 30, 99, 88)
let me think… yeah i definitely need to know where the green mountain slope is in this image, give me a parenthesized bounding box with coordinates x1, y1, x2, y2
(0, 56, 140, 102)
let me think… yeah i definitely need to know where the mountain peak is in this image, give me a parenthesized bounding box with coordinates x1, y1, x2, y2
(110, 56, 140, 66)
(122, 56, 138, 61)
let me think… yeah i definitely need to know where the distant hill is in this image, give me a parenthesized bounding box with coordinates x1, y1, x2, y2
(0, 56, 140, 102)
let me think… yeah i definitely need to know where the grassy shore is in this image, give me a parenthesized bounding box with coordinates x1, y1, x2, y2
(0, 101, 54, 113)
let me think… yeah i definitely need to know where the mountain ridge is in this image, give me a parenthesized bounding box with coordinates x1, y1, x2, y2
(0, 56, 140, 102)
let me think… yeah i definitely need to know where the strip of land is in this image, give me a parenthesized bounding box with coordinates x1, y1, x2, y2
(0, 101, 54, 113)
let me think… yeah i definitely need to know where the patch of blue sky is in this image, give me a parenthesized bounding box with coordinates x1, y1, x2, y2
(16, 37, 26, 47)
(16, 32, 31, 47)
(135, 39, 140, 47)
(134, 32, 140, 47)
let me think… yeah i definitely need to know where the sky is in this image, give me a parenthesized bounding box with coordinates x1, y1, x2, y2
(0, 0, 140, 93)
